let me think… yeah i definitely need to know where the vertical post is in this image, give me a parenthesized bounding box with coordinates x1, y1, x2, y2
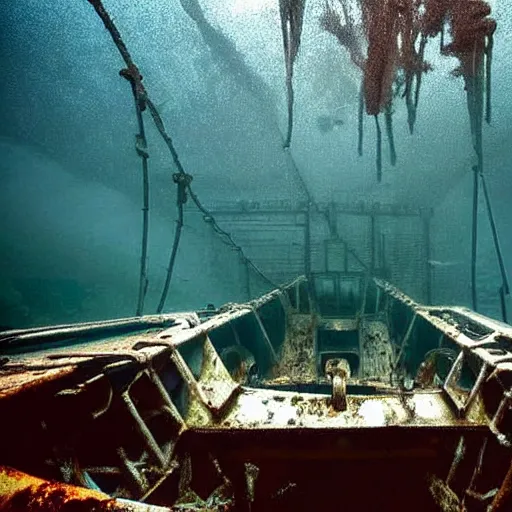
(324, 239, 329, 273)
(304, 202, 315, 313)
(326, 202, 337, 274)
(381, 234, 387, 275)
(304, 205, 311, 277)
(375, 286, 381, 314)
(243, 258, 251, 301)
(370, 214, 376, 274)
(423, 208, 432, 305)
(471, 166, 479, 312)
(328, 201, 337, 237)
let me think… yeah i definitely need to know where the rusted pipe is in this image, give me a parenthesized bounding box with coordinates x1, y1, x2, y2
(489, 390, 512, 447)
(446, 436, 466, 487)
(121, 393, 166, 467)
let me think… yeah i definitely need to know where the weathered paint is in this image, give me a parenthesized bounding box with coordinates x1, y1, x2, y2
(209, 388, 488, 430)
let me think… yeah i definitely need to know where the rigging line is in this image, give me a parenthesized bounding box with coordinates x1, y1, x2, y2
(85, 0, 277, 297)
(186, 186, 279, 289)
(87, 0, 149, 316)
(468, 39, 485, 312)
(485, 33, 493, 124)
(134, 114, 150, 317)
(471, 164, 479, 312)
(176, 0, 363, 276)
(157, 175, 187, 313)
(147, 84, 277, 289)
(479, 170, 510, 295)
(146, 99, 186, 175)
(122, 74, 150, 317)
(146, 98, 250, 263)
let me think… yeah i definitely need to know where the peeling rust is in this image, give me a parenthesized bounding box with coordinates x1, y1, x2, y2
(271, 314, 316, 383)
(360, 320, 393, 381)
(0, 466, 171, 511)
(428, 474, 462, 512)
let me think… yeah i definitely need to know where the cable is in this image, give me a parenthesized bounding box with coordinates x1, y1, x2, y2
(120, 68, 150, 317)
(156, 174, 189, 314)
(85, 0, 278, 310)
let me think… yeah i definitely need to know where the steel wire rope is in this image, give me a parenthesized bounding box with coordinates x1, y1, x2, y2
(85, 0, 278, 313)
(120, 69, 150, 317)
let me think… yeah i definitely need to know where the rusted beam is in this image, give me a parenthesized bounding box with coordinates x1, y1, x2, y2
(251, 308, 278, 364)
(121, 393, 166, 467)
(394, 313, 417, 367)
(0, 314, 182, 348)
(491, 457, 512, 511)
(0, 466, 171, 511)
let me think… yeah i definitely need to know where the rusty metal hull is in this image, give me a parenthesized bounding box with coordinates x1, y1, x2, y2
(0, 466, 171, 511)
(0, 277, 511, 511)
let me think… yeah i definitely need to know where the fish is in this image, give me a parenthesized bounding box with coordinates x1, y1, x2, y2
(316, 115, 345, 133)
(428, 260, 462, 267)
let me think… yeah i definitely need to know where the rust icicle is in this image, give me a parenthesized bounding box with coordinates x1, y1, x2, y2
(279, 0, 307, 149)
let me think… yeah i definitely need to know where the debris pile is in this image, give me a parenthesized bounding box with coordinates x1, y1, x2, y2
(360, 320, 393, 381)
(272, 315, 317, 382)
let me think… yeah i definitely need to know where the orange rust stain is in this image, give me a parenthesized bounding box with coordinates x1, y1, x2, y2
(0, 466, 119, 511)
(0, 368, 74, 401)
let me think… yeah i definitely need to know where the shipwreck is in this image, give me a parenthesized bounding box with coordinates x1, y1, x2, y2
(1, 273, 512, 510)
(1, 0, 511, 510)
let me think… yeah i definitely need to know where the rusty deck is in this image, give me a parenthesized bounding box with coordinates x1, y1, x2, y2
(0, 278, 511, 510)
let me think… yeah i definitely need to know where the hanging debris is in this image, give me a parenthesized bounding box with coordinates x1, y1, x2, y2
(374, 114, 382, 182)
(357, 83, 364, 156)
(319, 0, 365, 70)
(279, 0, 307, 149)
(384, 103, 397, 167)
(439, 0, 496, 166)
(320, 0, 404, 179)
(422, 0, 496, 310)
(361, 0, 399, 118)
(398, 1, 430, 135)
(320, 0, 495, 183)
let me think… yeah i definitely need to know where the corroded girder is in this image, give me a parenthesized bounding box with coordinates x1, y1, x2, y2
(0, 466, 171, 511)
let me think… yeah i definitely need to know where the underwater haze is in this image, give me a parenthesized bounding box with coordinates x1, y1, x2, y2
(1, 0, 511, 327)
